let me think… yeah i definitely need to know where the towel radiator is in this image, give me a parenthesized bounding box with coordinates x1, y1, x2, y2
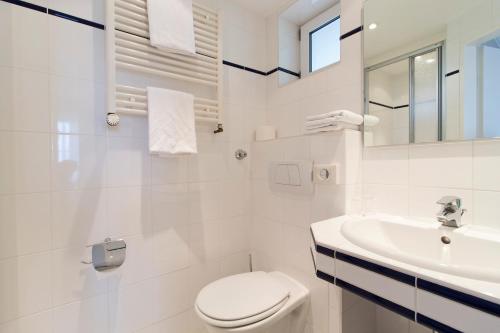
(106, 0, 223, 132)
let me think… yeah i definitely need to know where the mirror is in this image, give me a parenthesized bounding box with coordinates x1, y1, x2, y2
(363, 0, 500, 147)
(278, 0, 340, 86)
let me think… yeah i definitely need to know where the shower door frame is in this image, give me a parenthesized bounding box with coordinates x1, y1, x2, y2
(364, 42, 445, 144)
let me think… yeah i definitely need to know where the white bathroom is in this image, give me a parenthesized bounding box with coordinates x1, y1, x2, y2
(0, 0, 499, 332)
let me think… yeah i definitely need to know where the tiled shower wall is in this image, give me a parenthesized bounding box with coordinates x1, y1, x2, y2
(0, 0, 266, 332)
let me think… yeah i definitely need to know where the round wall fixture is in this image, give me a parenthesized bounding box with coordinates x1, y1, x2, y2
(235, 149, 248, 160)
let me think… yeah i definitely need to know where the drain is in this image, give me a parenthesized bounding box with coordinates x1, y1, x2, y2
(441, 236, 451, 244)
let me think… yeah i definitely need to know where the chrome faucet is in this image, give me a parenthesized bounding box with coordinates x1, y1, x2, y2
(436, 196, 466, 228)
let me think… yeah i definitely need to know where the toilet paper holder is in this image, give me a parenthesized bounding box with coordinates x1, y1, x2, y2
(81, 238, 126, 272)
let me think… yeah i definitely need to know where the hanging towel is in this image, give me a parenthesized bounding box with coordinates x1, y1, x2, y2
(147, 87, 197, 155)
(305, 110, 363, 125)
(147, 0, 196, 55)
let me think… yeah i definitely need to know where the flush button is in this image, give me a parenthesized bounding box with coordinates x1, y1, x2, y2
(275, 164, 290, 185)
(288, 165, 301, 186)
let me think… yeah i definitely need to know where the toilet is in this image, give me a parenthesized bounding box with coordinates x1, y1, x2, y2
(195, 271, 310, 333)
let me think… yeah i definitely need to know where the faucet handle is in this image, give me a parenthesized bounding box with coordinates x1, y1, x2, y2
(436, 196, 462, 207)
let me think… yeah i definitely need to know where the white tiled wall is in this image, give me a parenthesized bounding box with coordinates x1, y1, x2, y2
(363, 139, 500, 229)
(248, 1, 365, 333)
(250, 131, 362, 333)
(0, 0, 266, 332)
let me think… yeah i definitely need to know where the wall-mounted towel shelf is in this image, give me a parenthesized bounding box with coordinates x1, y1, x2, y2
(106, 0, 223, 133)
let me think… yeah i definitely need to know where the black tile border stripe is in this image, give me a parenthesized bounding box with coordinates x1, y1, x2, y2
(48, 9, 105, 30)
(1, 0, 105, 29)
(369, 100, 409, 110)
(416, 314, 462, 333)
(336, 251, 416, 286)
(417, 279, 500, 317)
(445, 69, 460, 77)
(316, 270, 335, 284)
(316, 245, 336, 258)
(276, 67, 300, 78)
(336, 278, 415, 320)
(340, 25, 363, 40)
(223, 60, 301, 78)
(1, 0, 46, 12)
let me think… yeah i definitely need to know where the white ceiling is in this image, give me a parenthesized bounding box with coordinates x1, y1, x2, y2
(281, 0, 338, 26)
(364, 0, 485, 62)
(231, 0, 293, 16)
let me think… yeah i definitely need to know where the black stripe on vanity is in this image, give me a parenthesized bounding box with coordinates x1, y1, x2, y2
(316, 270, 336, 284)
(336, 251, 416, 286)
(336, 278, 415, 320)
(416, 314, 462, 333)
(417, 279, 500, 317)
(316, 245, 336, 258)
(340, 25, 363, 40)
(445, 70, 460, 77)
(0, 0, 105, 29)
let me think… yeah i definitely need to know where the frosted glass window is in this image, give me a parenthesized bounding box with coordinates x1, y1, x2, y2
(309, 17, 340, 72)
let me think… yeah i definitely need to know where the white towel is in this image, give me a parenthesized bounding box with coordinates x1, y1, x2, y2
(363, 114, 380, 127)
(147, 87, 197, 155)
(304, 122, 360, 134)
(306, 110, 363, 125)
(147, 0, 196, 55)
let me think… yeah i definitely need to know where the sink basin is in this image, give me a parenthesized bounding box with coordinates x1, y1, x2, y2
(340, 216, 500, 282)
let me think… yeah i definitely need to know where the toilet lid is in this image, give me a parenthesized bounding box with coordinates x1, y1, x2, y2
(196, 271, 290, 322)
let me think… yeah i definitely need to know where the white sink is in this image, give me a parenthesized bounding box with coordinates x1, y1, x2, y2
(340, 216, 500, 283)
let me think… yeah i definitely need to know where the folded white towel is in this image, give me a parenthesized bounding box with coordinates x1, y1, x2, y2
(306, 110, 363, 125)
(363, 114, 380, 127)
(147, 0, 196, 55)
(305, 116, 345, 129)
(147, 87, 197, 155)
(304, 122, 360, 134)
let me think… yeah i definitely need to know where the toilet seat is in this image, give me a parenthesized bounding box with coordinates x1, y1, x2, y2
(195, 271, 291, 328)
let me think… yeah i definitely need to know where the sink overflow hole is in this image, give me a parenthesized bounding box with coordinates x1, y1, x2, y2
(441, 236, 451, 244)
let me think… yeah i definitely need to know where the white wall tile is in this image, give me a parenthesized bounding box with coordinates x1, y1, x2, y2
(51, 134, 107, 190)
(409, 142, 473, 188)
(0, 5, 49, 71)
(151, 156, 189, 185)
(473, 190, 500, 228)
(107, 187, 151, 238)
(51, 247, 107, 306)
(0, 310, 53, 333)
(151, 226, 190, 276)
(108, 280, 153, 333)
(51, 189, 107, 249)
(363, 146, 409, 185)
(0, 132, 51, 194)
(53, 294, 108, 333)
(106, 137, 151, 187)
(188, 182, 221, 223)
(50, 76, 106, 135)
(0, 68, 50, 132)
(48, 16, 105, 82)
(0, 253, 52, 323)
(473, 140, 500, 191)
(0, 193, 51, 259)
(150, 270, 191, 322)
(364, 184, 409, 216)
